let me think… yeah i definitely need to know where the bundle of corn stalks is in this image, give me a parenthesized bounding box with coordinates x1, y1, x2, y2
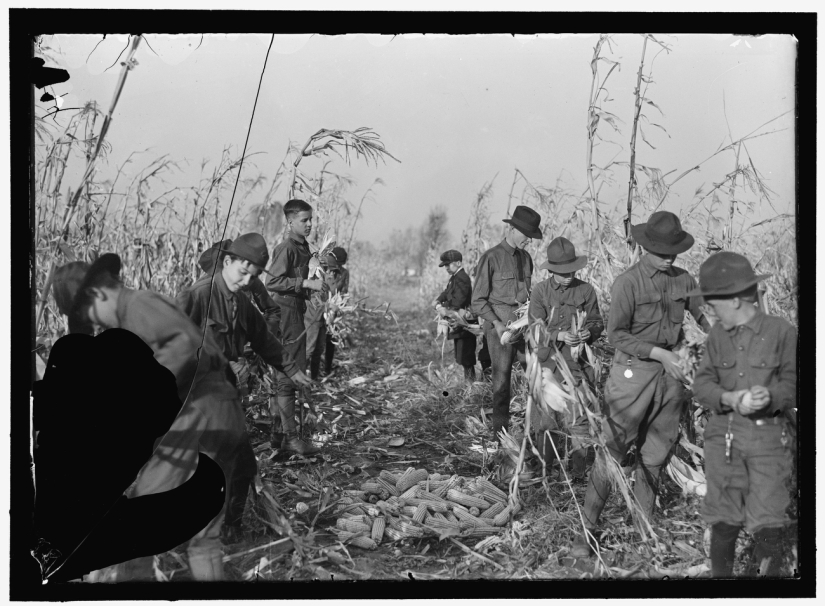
(500, 301, 530, 345)
(323, 291, 357, 346)
(331, 468, 515, 549)
(674, 309, 709, 388)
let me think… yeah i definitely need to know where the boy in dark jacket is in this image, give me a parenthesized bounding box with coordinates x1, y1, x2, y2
(434, 249, 479, 382)
(692, 252, 797, 577)
(529, 237, 603, 478)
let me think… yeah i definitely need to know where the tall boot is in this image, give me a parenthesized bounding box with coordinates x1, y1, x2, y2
(324, 337, 335, 374)
(277, 395, 320, 455)
(710, 522, 741, 577)
(752, 526, 784, 577)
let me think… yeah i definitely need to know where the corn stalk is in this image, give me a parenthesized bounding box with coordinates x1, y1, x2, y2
(34, 34, 142, 330)
(624, 35, 648, 244)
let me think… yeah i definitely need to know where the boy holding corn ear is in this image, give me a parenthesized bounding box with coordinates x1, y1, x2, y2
(572, 211, 709, 558)
(472, 205, 543, 441)
(265, 199, 328, 455)
(304, 253, 341, 379)
(433, 249, 481, 383)
(529, 236, 603, 479)
(691, 252, 797, 577)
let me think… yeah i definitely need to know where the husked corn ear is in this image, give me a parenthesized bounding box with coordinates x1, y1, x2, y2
(399, 485, 420, 500)
(473, 535, 503, 552)
(480, 489, 508, 505)
(387, 496, 401, 506)
(493, 505, 513, 527)
(371, 516, 386, 543)
(365, 506, 380, 517)
(396, 469, 429, 493)
(469, 507, 481, 517)
(348, 535, 377, 550)
(401, 505, 418, 517)
(368, 495, 379, 504)
(343, 489, 369, 501)
(379, 491, 390, 502)
(444, 511, 459, 524)
(412, 503, 428, 523)
(453, 506, 491, 528)
(388, 517, 423, 537)
(417, 479, 448, 490)
(341, 513, 369, 524)
(335, 498, 367, 516)
(379, 470, 400, 485)
(376, 478, 400, 497)
(336, 518, 372, 534)
(428, 473, 446, 481)
(384, 527, 407, 542)
(416, 491, 450, 505)
(476, 478, 508, 500)
(360, 482, 384, 495)
(424, 516, 461, 530)
(396, 467, 415, 488)
(480, 501, 506, 519)
(446, 489, 491, 510)
(407, 498, 448, 513)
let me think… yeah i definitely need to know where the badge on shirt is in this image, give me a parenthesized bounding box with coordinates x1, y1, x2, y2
(624, 368, 633, 379)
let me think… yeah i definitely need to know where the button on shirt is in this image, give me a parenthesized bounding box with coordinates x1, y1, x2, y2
(693, 310, 797, 417)
(266, 232, 312, 300)
(472, 239, 533, 324)
(608, 254, 707, 359)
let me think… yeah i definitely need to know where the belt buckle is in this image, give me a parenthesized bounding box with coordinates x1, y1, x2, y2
(755, 418, 767, 426)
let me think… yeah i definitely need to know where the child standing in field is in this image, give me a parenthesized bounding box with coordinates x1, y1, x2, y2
(50, 253, 301, 580)
(325, 245, 351, 367)
(266, 199, 328, 455)
(177, 233, 313, 543)
(528, 237, 604, 479)
(433, 249, 480, 382)
(571, 211, 710, 557)
(691, 252, 797, 577)
(304, 253, 340, 379)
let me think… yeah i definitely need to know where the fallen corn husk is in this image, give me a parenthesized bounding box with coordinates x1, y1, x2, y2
(324, 291, 357, 346)
(666, 456, 707, 497)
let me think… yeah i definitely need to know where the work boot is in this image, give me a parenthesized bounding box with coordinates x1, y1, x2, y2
(570, 528, 601, 558)
(276, 395, 321, 455)
(752, 526, 784, 577)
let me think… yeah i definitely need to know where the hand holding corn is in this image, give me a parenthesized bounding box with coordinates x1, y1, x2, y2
(557, 331, 580, 347)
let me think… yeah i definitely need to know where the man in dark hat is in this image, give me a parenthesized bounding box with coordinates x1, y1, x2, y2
(529, 237, 604, 479)
(434, 249, 480, 382)
(50, 253, 291, 580)
(572, 211, 710, 557)
(691, 252, 796, 577)
(472, 205, 543, 440)
(177, 233, 314, 543)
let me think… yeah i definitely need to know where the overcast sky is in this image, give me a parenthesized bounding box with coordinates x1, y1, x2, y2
(38, 33, 795, 245)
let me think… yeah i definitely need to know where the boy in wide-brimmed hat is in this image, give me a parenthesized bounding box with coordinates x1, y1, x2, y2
(472, 205, 542, 440)
(691, 252, 796, 577)
(434, 249, 481, 382)
(572, 211, 711, 557)
(265, 200, 328, 456)
(177, 233, 314, 543)
(529, 237, 604, 479)
(51, 252, 305, 580)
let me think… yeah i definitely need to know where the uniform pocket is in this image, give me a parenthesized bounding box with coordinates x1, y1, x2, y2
(668, 292, 687, 322)
(634, 291, 663, 323)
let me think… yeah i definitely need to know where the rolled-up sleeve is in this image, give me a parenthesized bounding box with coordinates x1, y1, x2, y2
(472, 254, 498, 324)
(607, 275, 653, 359)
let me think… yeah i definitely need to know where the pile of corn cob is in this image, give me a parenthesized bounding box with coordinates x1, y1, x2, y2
(332, 468, 519, 551)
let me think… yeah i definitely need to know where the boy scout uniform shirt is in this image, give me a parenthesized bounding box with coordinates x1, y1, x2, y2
(472, 239, 533, 325)
(176, 270, 298, 377)
(693, 310, 797, 418)
(608, 254, 707, 360)
(529, 277, 604, 371)
(116, 287, 237, 402)
(436, 267, 473, 340)
(266, 232, 313, 302)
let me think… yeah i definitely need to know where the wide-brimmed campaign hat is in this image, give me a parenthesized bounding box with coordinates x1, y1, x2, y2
(631, 211, 694, 255)
(539, 237, 588, 273)
(687, 251, 770, 298)
(216, 233, 274, 274)
(438, 249, 463, 267)
(502, 205, 542, 239)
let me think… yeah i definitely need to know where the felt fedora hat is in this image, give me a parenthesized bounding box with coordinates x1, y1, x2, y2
(687, 251, 771, 298)
(217, 233, 275, 275)
(631, 211, 694, 255)
(539, 237, 588, 273)
(502, 205, 542, 239)
(438, 249, 463, 267)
